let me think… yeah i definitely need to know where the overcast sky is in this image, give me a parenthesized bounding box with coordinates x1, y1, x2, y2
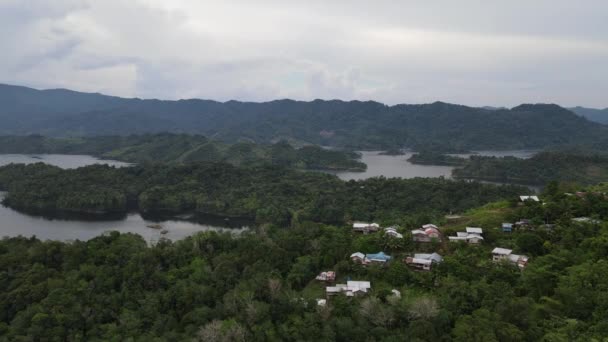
(1, 0, 607, 107)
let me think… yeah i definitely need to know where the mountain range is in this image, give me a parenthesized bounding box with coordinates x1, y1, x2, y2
(1, 83, 606, 151)
(569, 106, 608, 125)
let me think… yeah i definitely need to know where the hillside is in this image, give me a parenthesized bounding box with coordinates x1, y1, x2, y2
(0, 134, 366, 171)
(453, 151, 608, 185)
(569, 106, 608, 124)
(1, 84, 607, 150)
(2, 180, 608, 340)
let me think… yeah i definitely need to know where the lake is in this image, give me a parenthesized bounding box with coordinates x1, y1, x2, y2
(0, 154, 249, 242)
(331, 150, 537, 181)
(0, 197, 249, 242)
(0, 154, 131, 168)
(0, 151, 535, 241)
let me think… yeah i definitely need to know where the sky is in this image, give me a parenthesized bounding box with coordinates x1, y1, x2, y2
(1, 0, 607, 108)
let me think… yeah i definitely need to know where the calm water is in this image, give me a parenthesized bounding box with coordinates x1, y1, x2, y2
(0, 154, 131, 168)
(331, 150, 537, 181)
(0, 154, 248, 241)
(0, 151, 535, 241)
(0, 198, 249, 242)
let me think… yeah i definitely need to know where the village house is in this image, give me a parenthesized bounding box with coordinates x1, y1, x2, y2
(520, 195, 540, 202)
(502, 223, 513, 233)
(384, 226, 403, 239)
(315, 271, 336, 282)
(405, 252, 443, 271)
(350, 252, 392, 265)
(352, 222, 380, 234)
(411, 224, 441, 242)
(350, 252, 366, 263)
(492, 247, 529, 269)
(366, 252, 392, 264)
(448, 227, 484, 244)
(326, 280, 371, 297)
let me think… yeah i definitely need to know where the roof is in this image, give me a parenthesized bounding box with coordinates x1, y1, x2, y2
(422, 224, 438, 229)
(353, 222, 379, 228)
(366, 252, 392, 262)
(502, 223, 513, 228)
(411, 258, 432, 265)
(350, 252, 365, 259)
(385, 229, 403, 238)
(411, 229, 426, 235)
(414, 252, 443, 263)
(520, 195, 540, 202)
(466, 227, 483, 234)
(347, 280, 371, 289)
(424, 227, 440, 235)
(492, 247, 513, 255)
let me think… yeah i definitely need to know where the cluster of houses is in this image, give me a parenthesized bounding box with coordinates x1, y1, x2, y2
(352, 222, 404, 239)
(320, 212, 536, 301)
(448, 227, 484, 244)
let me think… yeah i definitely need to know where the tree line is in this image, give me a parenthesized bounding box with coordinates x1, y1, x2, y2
(0, 162, 524, 225)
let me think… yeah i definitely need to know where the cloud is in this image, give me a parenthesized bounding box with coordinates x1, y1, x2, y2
(0, 0, 607, 107)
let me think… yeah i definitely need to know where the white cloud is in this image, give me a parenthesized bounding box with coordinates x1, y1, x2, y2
(0, 0, 607, 107)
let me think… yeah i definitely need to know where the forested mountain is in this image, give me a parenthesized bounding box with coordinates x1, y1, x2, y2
(0, 134, 365, 171)
(2, 84, 607, 150)
(569, 106, 608, 124)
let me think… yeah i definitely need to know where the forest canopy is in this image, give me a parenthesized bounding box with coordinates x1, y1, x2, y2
(0, 162, 524, 225)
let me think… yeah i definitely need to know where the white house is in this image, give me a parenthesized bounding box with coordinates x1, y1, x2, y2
(353, 222, 380, 233)
(405, 252, 443, 271)
(491, 247, 529, 269)
(449, 227, 484, 244)
(385, 226, 403, 239)
(520, 196, 540, 202)
(326, 280, 371, 297)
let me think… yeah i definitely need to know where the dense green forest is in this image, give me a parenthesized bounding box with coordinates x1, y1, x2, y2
(0, 162, 523, 225)
(2, 84, 607, 150)
(407, 152, 467, 166)
(452, 151, 608, 186)
(0, 134, 366, 171)
(1, 182, 608, 340)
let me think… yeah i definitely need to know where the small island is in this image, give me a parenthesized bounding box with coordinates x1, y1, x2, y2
(407, 151, 467, 166)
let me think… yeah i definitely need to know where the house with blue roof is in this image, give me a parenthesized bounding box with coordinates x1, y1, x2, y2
(365, 252, 392, 264)
(502, 223, 513, 233)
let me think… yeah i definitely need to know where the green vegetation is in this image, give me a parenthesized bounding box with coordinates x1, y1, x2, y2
(0, 162, 523, 224)
(2, 84, 608, 150)
(453, 151, 608, 185)
(408, 152, 467, 166)
(1, 182, 608, 340)
(0, 134, 366, 171)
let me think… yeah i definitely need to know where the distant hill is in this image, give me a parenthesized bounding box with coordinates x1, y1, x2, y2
(0, 134, 366, 171)
(569, 106, 608, 124)
(1, 83, 607, 150)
